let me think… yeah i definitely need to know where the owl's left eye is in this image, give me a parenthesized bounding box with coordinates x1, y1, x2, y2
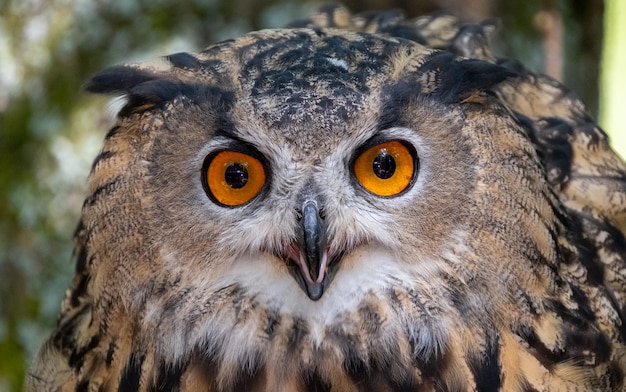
(203, 150, 266, 207)
(353, 140, 417, 197)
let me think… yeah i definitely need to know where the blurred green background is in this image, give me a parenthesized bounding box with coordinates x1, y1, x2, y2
(0, 0, 622, 390)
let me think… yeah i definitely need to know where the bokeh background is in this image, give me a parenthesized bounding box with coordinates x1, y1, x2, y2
(0, 0, 623, 390)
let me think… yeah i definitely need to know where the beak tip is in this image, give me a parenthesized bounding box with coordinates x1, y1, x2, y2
(305, 281, 325, 301)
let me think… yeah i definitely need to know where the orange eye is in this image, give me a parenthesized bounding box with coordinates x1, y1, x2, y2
(204, 150, 266, 207)
(353, 140, 417, 197)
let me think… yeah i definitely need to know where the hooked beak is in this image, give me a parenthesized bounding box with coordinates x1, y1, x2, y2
(287, 200, 336, 301)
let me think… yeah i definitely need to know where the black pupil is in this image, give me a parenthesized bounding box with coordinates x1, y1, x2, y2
(225, 163, 248, 189)
(372, 151, 396, 179)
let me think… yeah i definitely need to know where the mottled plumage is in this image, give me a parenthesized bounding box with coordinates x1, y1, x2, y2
(27, 5, 626, 391)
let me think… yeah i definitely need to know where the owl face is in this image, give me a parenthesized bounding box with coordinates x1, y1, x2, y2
(85, 28, 523, 331)
(127, 34, 494, 309)
(78, 26, 549, 383)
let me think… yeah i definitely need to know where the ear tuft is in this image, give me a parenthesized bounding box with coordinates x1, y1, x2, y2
(84, 65, 173, 115)
(419, 52, 517, 103)
(85, 64, 234, 117)
(84, 65, 159, 95)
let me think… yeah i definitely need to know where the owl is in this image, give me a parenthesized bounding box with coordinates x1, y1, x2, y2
(26, 5, 626, 392)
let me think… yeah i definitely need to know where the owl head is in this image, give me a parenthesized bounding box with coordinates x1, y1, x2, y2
(84, 28, 517, 306)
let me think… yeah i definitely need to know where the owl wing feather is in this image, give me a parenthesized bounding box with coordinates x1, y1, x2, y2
(495, 67, 626, 341)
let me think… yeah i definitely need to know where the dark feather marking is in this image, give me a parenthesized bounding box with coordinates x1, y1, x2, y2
(166, 52, 203, 69)
(162, 288, 193, 316)
(558, 214, 604, 286)
(587, 215, 626, 261)
(379, 25, 427, 44)
(343, 355, 368, 386)
(449, 22, 495, 58)
(51, 304, 92, 357)
(520, 291, 539, 315)
(419, 51, 516, 103)
(74, 245, 88, 275)
(83, 177, 121, 207)
(568, 173, 626, 184)
(90, 150, 114, 173)
(417, 338, 448, 381)
(68, 335, 100, 369)
(380, 368, 421, 392)
(358, 302, 383, 336)
(242, 32, 383, 98)
(563, 322, 612, 365)
(497, 58, 528, 74)
(129, 80, 233, 107)
(516, 323, 563, 370)
(73, 219, 85, 238)
(105, 125, 120, 140)
(449, 287, 472, 319)
(69, 274, 90, 307)
(518, 379, 540, 392)
(288, 317, 308, 351)
(404, 290, 444, 364)
(608, 360, 625, 390)
(148, 360, 187, 392)
(377, 85, 406, 130)
(577, 120, 606, 141)
(336, 326, 368, 384)
(520, 235, 556, 268)
(352, 371, 418, 392)
(86, 65, 235, 116)
(119, 82, 234, 117)
(75, 380, 89, 392)
(85, 66, 156, 94)
(538, 119, 574, 186)
(188, 355, 220, 390)
(119, 353, 144, 392)
(608, 288, 626, 342)
(303, 371, 331, 392)
(544, 299, 613, 364)
(467, 332, 501, 392)
(348, 8, 425, 44)
(568, 284, 597, 322)
(379, 78, 442, 133)
(212, 119, 239, 140)
(334, 324, 419, 391)
(520, 115, 574, 186)
(105, 341, 116, 367)
(230, 286, 257, 322)
(152, 277, 171, 297)
(561, 208, 626, 340)
(264, 309, 280, 340)
(230, 360, 265, 392)
(386, 286, 403, 308)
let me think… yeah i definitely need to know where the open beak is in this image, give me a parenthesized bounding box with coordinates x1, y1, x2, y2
(287, 200, 334, 300)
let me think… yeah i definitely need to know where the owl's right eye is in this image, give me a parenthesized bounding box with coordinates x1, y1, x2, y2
(203, 150, 266, 207)
(353, 140, 417, 197)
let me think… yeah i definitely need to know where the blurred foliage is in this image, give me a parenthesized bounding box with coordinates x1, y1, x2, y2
(0, 0, 610, 390)
(601, 0, 626, 159)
